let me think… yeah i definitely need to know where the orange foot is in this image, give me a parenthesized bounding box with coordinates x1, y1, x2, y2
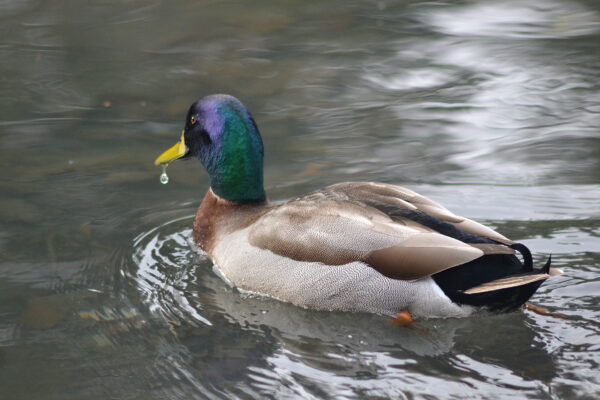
(525, 302, 570, 320)
(390, 310, 415, 327)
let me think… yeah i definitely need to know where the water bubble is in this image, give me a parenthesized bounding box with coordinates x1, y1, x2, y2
(160, 164, 169, 184)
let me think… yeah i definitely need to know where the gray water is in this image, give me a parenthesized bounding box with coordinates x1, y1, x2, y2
(1, 0, 599, 399)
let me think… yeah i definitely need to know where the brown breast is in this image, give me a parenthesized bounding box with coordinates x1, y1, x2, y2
(193, 189, 269, 254)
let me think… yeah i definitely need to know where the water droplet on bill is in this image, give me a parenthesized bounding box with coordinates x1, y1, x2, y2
(160, 164, 169, 184)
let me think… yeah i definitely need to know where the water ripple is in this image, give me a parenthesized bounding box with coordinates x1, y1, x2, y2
(131, 218, 212, 328)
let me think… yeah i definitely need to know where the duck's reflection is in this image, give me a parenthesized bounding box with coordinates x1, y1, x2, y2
(198, 268, 557, 381)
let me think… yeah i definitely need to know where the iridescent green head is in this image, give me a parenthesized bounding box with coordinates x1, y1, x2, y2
(155, 94, 266, 203)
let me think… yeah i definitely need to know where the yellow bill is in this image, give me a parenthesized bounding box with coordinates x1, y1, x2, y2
(154, 132, 188, 166)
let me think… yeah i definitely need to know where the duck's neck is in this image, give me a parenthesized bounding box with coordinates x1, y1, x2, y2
(210, 158, 265, 203)
(206, 110, 266, 203)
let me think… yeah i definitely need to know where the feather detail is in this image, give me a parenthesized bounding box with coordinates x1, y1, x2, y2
(451, 218, 512, 245)
(469, 243, 516, 255)
(463, 274, 549, 294)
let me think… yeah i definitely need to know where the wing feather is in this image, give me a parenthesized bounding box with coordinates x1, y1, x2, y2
(328, 182, 511, 244)
(248, 195, 484, 280)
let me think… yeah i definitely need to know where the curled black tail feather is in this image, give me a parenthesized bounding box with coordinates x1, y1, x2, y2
(510, 243, 533, 271)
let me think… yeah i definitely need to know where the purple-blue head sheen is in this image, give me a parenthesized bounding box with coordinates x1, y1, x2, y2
(183, 94, 265, 203)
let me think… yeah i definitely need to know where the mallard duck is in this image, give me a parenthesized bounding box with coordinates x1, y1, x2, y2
(155, 94, 561, 320)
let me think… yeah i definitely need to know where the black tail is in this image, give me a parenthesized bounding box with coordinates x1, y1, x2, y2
(433, 245, 551, 312)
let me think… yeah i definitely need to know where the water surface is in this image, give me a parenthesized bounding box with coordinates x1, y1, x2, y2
(1, 0, 599, 399)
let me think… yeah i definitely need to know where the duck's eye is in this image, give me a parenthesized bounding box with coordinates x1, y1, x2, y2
(190, 115, 197, 125)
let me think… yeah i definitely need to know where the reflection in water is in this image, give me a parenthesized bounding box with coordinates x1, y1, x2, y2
(422, 0, 600, 39)
(1, 0, 599, 398)
(361, 3, 600, 184)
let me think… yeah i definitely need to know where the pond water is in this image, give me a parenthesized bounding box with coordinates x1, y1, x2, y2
(1, 0, 599, 399)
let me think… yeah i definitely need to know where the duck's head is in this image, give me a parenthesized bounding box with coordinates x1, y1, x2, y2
(155, 94, 266, 203)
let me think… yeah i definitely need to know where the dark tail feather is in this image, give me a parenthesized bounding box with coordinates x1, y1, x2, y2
(510, 243, 533, 271)
(541, 254, 552, 274)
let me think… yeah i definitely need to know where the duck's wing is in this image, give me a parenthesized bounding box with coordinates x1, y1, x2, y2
(323, 182, 513, 246)
(248, 191, 486, 280)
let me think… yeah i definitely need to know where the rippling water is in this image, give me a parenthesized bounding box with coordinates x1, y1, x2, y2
(1, 0, 599, 399)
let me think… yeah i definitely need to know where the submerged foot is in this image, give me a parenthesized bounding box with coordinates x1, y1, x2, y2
(390, 311, 415, 327)
(525, 302, 569, 320)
